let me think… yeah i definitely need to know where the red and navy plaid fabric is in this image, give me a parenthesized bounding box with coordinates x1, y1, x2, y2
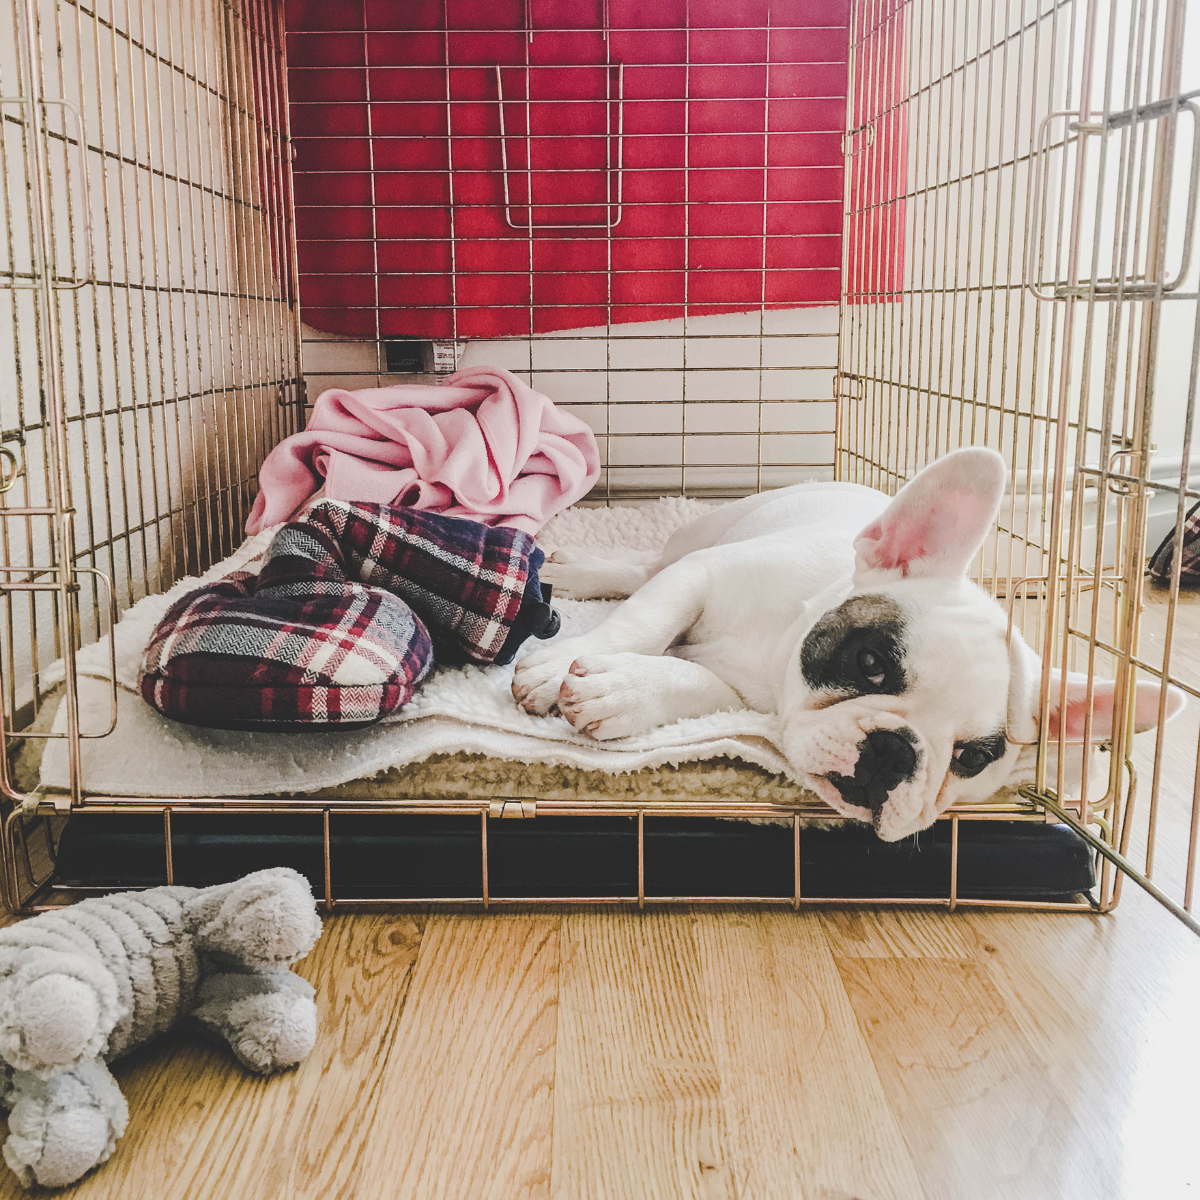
(140, 500, 560, 729)
(1149, 498, 1200, 586)
(307, 501, 557, 667)
(140, 521, 434, 729)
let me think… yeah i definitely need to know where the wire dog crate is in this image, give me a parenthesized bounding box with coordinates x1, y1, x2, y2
(1, 0, 1198, 931)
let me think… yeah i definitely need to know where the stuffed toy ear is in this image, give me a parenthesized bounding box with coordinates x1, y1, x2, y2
(853, 447, 1007, 581)
(1044, 671, 1186, 740)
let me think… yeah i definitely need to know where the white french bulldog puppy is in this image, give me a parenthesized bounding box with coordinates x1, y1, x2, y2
(513, 447, 1186, 841)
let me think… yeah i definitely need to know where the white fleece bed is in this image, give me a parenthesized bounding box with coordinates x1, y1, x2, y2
(38, 499, 803, 799)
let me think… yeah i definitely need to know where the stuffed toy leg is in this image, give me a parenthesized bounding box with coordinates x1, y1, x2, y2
(1, 1060, 127, 1189)
(0, 867, 322, 1189)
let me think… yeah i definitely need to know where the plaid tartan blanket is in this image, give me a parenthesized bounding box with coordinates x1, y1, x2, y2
(1149, 498, 1200, 586)
(141, 502, 558, 729)
(304, 501, 558, 666)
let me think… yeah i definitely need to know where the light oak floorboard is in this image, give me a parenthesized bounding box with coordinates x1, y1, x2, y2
(354, 912, 560, 1200)
(551, 908, 736, 1200)
(964, 889, 1200, 1200)
(0, 912, 427, 1200)
(692, 909, 926, 1200)
(820, 905, 983, 960)
(837, 954, 1116, 1200)
(0, 899, 1195, 1198)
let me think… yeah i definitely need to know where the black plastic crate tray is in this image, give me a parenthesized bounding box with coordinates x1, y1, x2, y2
(51, 812, 1095, 902)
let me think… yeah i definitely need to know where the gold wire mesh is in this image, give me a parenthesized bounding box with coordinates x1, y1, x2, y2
(0, 0, 1197, 927)
(840, 0, 1200, 931)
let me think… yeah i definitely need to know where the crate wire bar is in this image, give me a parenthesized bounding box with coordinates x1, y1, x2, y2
(840, 0, 1200, 932)
(0, 0, 301, 869)
(289, 0, 846, 501)
(0, 0, 1197, 929)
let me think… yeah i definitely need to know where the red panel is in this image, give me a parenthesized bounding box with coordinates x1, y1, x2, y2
(290, 104, 369, 137)
(689, 238, 763, 272)
(768, 132, 843, 168)
(689, 65, 768, 101)
(688, 168, 764, 204)
(767, 167, 844, 202)
(298, 240, 376, 273)
(611, 237, 684, 271)
(457, 306, 530, 337)
(688, 0, 766, 27)
(769, 28, 849, 64)
(369, 103, 448, 137)
(293, 137, 371, 172)
(769, 98, 847, 132)
(690, 100, 766, 135)
(689, 134, 764, 169)
(372, 138, 450, 171)
(534, 272, 609, 307)
(611, 304, 681, 324)
(376, 240, 455, 273)
(300, 274, 376, 308)
(457, 239, 531, 272)
(688, 271, 763, 305)
(456, 273, 531, 307)
(608, 0, 687, 28)
(611, 31, 687, 63)
(296, 207, 373, 240)
(845, 0, 907, 303)
(378, 274, 456, 307)
(295, 173, 372, 206)
(289, 67, 366, 103)
(306, 308, 379, 336)
(288, 4, 854, 336)
(771, 63, 850, 98)
(766, 201, 843, 235)
(370, 67, 447, 101)
(375, 207, 452, 238)
(766, 235, 842, 270)
(765, 269, 840, 305)
(285, 0, 364, 32)
(688, 204, 764, 238)
(450, 0, 525, 29)
(365, 0, 443, 29)
(534, 306, 607, 332)
(380, 309, 455, 337)
(373, 172, 453, 207)
(612, 272, 684, 305)
(367, 32, 444, 66)
(688, 28, 767, 63)
(287, 33, 365, 68)
(532, 239, 607, 272)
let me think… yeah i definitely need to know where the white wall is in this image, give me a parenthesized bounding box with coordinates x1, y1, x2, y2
(301, 305, 842, 498)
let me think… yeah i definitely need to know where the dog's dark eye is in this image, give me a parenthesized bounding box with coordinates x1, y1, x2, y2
(857, 647, 888, 688)
(952, 745, 991, 776)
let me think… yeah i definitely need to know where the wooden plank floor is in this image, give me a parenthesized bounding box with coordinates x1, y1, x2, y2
(4, 886, 1195, 1200)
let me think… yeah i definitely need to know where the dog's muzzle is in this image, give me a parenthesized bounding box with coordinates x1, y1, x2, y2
(827, 727, 919, 816)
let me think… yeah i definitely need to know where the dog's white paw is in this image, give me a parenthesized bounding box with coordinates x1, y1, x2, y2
(538, 551, 650, 601)
(555, 653, 665, 740)
(511, 640, 588, 715)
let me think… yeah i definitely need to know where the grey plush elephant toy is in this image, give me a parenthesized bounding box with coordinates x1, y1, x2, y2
(0, 866, 323, 1189)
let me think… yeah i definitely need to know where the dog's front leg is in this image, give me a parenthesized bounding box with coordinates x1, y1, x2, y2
(512, 560, 710, 716)
(557, 652, 745, 739)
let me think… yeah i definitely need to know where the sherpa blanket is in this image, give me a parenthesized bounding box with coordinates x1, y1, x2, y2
(39, 498, 802, 798)
(246, 366, 601, 536)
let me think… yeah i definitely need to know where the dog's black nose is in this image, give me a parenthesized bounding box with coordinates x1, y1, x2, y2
(828, 728, 919, 813)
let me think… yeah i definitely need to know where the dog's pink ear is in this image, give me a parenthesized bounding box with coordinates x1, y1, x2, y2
(1045, 672, 1186, 740)
(853, 447, 1007, 580)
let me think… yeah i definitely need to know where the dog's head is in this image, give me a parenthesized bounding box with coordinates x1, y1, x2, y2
(779, 447, 1185, 840)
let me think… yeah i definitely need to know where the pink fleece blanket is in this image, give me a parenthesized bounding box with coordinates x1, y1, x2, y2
(247, 366, 601, 536)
